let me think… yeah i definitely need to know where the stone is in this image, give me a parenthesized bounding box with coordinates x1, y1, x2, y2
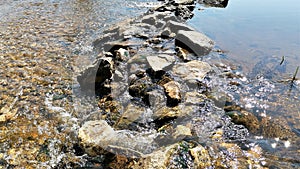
(168, 20, 195, 34)
(146, 54, 176, 72)
(260, 117, 297, 139)
(172, 125, 192, 139)
(147, 87, 167, 111)
(141, 14, 157, 25)
(184, 92, 206, 105)
(174, 0, 195, 5)
(77, 57, 113, 94)
(114, 103, 147, 129)
(175, 30, 214, 56)
(78, 120, 157, 157)
(129, 143, 178, 169)
(163, 81, 181, 106)
(172, 60, 211, 83)
(116, 48, 130, 61)
(153, 106, 182, 120)
(190, 145, 212, 168)
(199, 0, 229, 8)
(226, 109, 260, 134)
(104, 40, 142, 53)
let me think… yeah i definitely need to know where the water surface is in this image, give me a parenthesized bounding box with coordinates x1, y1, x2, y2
(189, 0, 300, 77)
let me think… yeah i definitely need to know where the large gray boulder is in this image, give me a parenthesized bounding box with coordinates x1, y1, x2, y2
(175, 30, 214, 56)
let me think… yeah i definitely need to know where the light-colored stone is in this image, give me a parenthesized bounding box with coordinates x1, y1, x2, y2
(174, 0, 195, 5)
(163, 81, 181, 102)
(146, 54, 175, 71)
(172, 60, 211, 83)
(175, 30, 214, 56)
(78, 120, 158, 157)
(168, 20, 195, 34)
(114, 103, 146, 129)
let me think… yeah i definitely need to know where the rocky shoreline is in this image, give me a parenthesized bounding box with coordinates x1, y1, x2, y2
(75, 0, 299, 168)
(0, 0, 298, 168)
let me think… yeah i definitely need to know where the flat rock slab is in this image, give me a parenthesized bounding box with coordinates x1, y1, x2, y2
(168, 20, 195, 34)
(78, 120, 157, 157)
(172, 60, 211, 83)
(146, 54, 176, 71)
(175, 30, 214, 56)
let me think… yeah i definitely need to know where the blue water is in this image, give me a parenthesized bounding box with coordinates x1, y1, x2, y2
(189, 0, 300, 77)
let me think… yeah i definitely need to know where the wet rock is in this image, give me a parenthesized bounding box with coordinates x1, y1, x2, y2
(208, 89, 232, 108)
(104, 40, 143, 53)
(78, 120, 157, 157)
(163, 81, 182, 106)
(260, 117, 297, 139)
(172, 125, 192, 139)
(116, 48, 130, 61)
(176, 47, 189, 60)
(175, 30, 214, 56)
(174, 0, 195, 5)
(77, 57, 113, 95)
(153, 106, 183, 121)
(175, 5, 195, 19)
(146, 54, 176, 71)
(225, 109, 260, 134)
(93, 32, 121, 52)
(129, 76, 153, 101)
(190, 145, 212, 168)
(141, 14, 157, 25)
(168, 20, 195, 34)
(172, 60, 211, 83)
(129, 143, 179, 169)
(147, 87, 167, 111)
(199, 0, 229, 8)
(184, 91, 206, 105)
(114, 103, 147, 129)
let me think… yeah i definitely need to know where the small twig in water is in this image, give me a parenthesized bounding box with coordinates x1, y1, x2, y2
(280, 56, 285, 65)
(292, 66, 299, 83)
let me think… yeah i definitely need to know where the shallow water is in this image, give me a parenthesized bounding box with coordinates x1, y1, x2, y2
(1, 0, 299, 167)
(189, 0, 300, 167)
(0, 0, 158, 167)
(189, 0, 300, 77)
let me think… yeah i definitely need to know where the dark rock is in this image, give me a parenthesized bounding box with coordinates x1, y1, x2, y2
(226, 109, 260, 134)
(199, 0, 229, 8)
(77, 57, 113, 95)
(129, 76, 154, 103)
(175, 30, 214, 56)
(260, 117, 297, 139)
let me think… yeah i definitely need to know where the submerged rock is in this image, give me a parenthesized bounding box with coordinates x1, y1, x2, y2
(78, 120, 158, 157)
(225, 109, 260, 134)
(175, 30, 214, 56)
